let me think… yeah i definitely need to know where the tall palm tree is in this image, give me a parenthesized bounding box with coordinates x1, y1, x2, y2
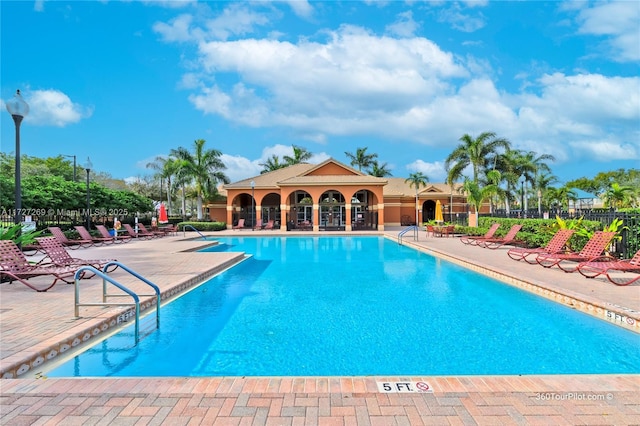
(259, 155, 286, 174)
(170, 139, 230, 220)
(461, 177, 497, 227)
(345, 147, 378, 172)
(445, 131, 511, 185)
(283, 145, 312, 166)
(367, 160, 392, 177)
(405, 172, 429, 225)
(146, 155, 180, 215)
(534, 171, 558, 214)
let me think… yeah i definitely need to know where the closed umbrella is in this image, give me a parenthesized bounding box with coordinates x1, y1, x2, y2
(159, 203, 168, 224)
(435, 200, 444, 222)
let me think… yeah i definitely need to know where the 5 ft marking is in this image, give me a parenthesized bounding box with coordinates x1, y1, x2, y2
(377, 381, 433, 393)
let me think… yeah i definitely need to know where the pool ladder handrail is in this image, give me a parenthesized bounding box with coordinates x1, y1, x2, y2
(182, 224, 207, 239)
(74, 261, 161, 344)
(398, 225, 419, 245)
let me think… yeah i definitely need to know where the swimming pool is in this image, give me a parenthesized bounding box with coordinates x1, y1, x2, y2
(47, 236, 640, 377)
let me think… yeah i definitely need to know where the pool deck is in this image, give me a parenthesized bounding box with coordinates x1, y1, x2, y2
(1, 228, 639, 424)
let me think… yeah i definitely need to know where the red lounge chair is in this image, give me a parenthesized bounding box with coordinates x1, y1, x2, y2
(0, 240, 79, 292)
(96, 224, 131, 243)
(535, 231, 617, 272)
(74, 225, 115, 245)
(233, 218, 245, 230)
(507, 229, 575, 264)
(478, 224, 524, 249)
(123, 223, 154, 239)
(460, 223, 500, 246)
(577, 250, 640, 286)
(138, 223, 165, 237)
(263, 220, 275, 230)
(254, 219, 263, 230)
(35, 237, 118, 275)
(48, 226, 93, 249)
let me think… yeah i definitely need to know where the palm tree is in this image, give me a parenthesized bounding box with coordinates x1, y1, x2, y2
(367, 160, 392, 177)
(461, 177, 498, 227)
(601, 183, 636, 209)
(534, 171, 558, 215)
(405, 172, 429, 225)
(444, 131, 511, 185)
(345, 147, 378, 172)
(170, 139, 230, 220)
(283, 145, 312, 166)
(146, 155, 180, 215)
(259, 155, 286, 174)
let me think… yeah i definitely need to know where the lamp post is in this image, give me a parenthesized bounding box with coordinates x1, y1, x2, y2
(250, 180, 255, 231)
(520, 177, 525, 218)
(5, 90, 29, 226)
(415, 187, 419, 226)
(85, 157, 92, 230)
(63, 154, 77, 181)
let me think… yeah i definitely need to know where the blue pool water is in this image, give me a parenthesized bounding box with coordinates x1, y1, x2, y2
(47, 236, 640, 377)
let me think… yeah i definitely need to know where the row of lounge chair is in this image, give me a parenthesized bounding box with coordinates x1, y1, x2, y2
(232, 218, 277, 230)
(0, 237, 117, 292)
(1, 223, 179, 292)
(48, 224, 176, 249)
(461, 223, 640, 286)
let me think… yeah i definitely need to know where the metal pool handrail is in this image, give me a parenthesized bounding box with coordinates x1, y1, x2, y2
(398, 225, 419, 244)
(74, 262, 161, 344)
(182, 224, 207, 239)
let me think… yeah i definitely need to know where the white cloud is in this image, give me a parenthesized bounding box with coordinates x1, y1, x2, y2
(285, 0, 314, 19)
(385, 11, 419, 37)
(575, 1, 640, 62)
(22, 89, 93, 127)
(406, 160, 447, 181)
(437, 4, 486, 33)
(568, 139, 639, 161)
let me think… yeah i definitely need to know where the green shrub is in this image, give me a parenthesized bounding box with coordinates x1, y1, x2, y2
(176, 221, 227, 232)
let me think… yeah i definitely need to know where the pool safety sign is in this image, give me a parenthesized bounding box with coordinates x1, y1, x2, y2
(377, 381, 433, 393)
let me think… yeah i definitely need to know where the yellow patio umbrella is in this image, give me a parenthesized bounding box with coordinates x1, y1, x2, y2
(435, 200, 444, 222)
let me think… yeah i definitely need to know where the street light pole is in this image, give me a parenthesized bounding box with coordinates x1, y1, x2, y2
(5, 90, 29, 226)
(85, 157, 92, 230)
(415, 188, 419, 226)
(250, 180, 255, 231)
(63, 154, 77, 181)
(521, 178, 525, 219)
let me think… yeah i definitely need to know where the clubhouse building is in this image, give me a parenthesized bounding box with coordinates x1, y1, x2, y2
(213, 158, 477, 231)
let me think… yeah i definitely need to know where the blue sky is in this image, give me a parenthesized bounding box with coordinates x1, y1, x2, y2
(1, 0, 639, 186)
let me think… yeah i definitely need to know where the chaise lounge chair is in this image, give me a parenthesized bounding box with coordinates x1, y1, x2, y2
(535, 231, 617, 272)
(507, 229, 575, 264)
(48, 226, 93, 249)
(233, 218, 245, 230)
(138, 223, 165, 237)
(74, 225, 115, 245)
(36, 237, 118, 275)
(478, 224, 524, 249)
(0, 240, 79, 292)
(460, 223, 500, 246)
(96, 224, 131, 243)
(123, 223, 154, 239)
(263, 220, 275, 230)
(576, 249, 640, 286)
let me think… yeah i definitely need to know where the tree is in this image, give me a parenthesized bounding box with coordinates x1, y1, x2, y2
(170, 139, 230, 220)
(461, 177, 497, 227)
(367, 160, 392, 177)
(259, 155, 286, 174)
(345, 147, 378, 172)
(405, 172, 429, 225)
(445, 131, 511, 185)
(147, 155, 181, 215)
(601, 183, 637, 209)
(283, 145, 312, 166)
